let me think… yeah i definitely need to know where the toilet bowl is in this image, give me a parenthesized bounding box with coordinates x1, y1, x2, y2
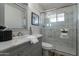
(42, 42, 53, 50)
(42, 42, 53, 56)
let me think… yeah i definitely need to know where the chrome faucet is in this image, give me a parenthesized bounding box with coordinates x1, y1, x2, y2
(17, 32, 23, 36)
(29, 27, 32, 35)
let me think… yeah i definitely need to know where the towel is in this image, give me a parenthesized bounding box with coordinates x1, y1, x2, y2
(27, 36, 39, 44)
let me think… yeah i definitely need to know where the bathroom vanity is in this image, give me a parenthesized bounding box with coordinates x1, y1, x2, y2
(0, 34, 42, 56)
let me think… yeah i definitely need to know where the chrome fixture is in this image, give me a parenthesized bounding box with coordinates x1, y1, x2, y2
(29, 26, 32, 35)
(17, 32, 23, 36)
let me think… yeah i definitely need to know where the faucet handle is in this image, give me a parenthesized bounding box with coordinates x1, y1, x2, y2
(17, 32, 23, 36)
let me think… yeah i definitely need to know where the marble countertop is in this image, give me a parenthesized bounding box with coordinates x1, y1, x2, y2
(0, 34, 42, 51)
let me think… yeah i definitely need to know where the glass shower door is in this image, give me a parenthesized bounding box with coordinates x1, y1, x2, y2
(41, 5, 77, 55)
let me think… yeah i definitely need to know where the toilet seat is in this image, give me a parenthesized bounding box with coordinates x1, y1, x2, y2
(42, 42, 53, 50)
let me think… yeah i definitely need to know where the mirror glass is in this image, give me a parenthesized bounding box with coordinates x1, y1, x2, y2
(4, 4, 27, 28)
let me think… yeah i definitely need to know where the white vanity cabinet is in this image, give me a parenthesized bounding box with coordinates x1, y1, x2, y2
(0, 37, 42, 56)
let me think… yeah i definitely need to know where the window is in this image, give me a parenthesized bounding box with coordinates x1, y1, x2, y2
(57, 13, 64, 22)
(48, 14, 56, 22)
(50, 18, 56, 22)
(47, 13, 64, 23)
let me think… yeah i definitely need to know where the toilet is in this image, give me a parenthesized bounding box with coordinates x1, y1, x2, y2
(42, 42, 53, 56)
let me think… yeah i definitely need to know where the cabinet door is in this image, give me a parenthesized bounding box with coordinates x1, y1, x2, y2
(21, 38, 42, 56)
(31, 39, 42, 56)
(19, 46, 32, 56)
(31, 46, 42, 56)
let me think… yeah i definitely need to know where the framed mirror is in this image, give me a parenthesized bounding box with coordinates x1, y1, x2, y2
(31, 12, 39, 26)
(4, 3, 27, 29)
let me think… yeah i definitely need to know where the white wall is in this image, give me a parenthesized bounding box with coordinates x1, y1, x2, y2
(27, 3, 44, 34)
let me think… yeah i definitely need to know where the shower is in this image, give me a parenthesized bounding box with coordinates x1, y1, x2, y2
(41, 4, 78, 56)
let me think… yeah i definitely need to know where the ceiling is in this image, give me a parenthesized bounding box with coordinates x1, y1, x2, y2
(39, 3, 75, 10)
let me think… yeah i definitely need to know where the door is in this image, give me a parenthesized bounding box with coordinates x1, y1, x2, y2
(41, 5, 77, 55)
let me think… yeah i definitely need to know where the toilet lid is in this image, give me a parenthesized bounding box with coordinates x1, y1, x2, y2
(42, 42, 53, 48)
